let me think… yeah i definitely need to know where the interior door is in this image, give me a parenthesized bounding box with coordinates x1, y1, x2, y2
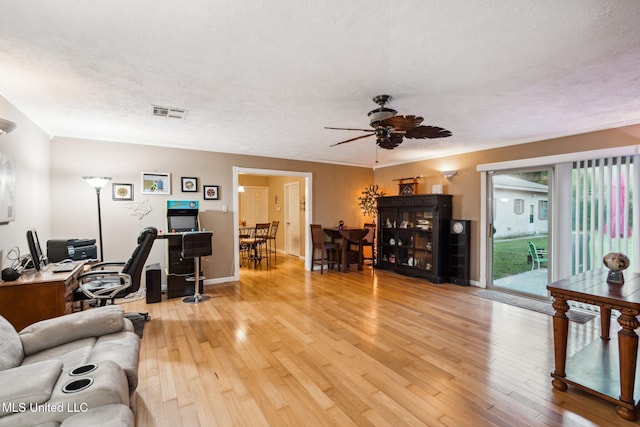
(241, 186, 268, 226)
(285, 182, 300, 257)
(487, 168, 552, 297)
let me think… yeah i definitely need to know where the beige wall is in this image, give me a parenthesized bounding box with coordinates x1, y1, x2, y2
(0, 96, 51, 271)
(374, 125, 640, 283)
(4, 91, 640, 288)
(49, 137, 373, 281)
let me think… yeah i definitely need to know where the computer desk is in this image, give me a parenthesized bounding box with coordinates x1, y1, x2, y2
(0, 262, 86, 331)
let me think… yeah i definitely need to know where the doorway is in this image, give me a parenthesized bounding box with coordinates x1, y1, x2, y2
(487, 168, 552, 298)
(232, 167, 313, 280)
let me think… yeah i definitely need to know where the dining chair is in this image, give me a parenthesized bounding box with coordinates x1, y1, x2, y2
(264, 221, 279, 265)
(362, 223, 376, 268)
(310, 224, 340, 273)
(239, 226, 253, 266)
(240, 223, 270, 267)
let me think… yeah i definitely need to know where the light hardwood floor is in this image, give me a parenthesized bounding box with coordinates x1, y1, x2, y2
(121, 257, 636, 426)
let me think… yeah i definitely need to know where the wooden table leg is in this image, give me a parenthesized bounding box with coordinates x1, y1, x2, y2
(342, 238, 348, 272)
(600, 306, 611, 340)
(551, 296, 569, 391)
(616, 313, 640, 421)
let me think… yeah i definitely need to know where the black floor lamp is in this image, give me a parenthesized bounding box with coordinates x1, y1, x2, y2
(83, 176, 111, 261)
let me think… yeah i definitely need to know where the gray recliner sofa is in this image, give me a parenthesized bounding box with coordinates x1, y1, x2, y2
(0, 305, 140, 426)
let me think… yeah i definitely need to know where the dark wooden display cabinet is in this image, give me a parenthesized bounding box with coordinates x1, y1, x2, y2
(376, 194, 452, 283)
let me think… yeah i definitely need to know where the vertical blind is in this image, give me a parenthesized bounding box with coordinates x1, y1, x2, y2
(572, 155, 637, 275)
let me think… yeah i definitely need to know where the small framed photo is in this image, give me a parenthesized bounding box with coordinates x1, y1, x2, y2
(181, 177, 198, 192)
(112, 183, 133, 201)
(141, 172, 171, 195)
(203, 185, 219, 200)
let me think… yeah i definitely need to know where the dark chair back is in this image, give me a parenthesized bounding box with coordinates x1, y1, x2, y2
(363, 223, 376, 243)
(121, 227, 158, 294)
(310, 224, 325, 249)
(254, 223, 271, 238)
(268, 221, 279, 239)
(181, 231, 213, 258)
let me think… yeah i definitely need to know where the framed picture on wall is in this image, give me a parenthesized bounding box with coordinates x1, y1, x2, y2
(203, 185, 219, 200)
(181, 177, 198, 192)
(141, 172, 171, 195)
(112, 183, 133, 201)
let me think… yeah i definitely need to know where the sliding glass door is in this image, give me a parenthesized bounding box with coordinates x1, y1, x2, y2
(487, 168, 552, 298)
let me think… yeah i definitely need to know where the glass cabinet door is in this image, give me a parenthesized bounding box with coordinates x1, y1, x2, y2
(412, 211, 434, 271)
(378, 207, 398, 265)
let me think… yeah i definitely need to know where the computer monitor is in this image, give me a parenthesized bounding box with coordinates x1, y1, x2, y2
(167, 214, 198, 233)
(26, 229, 49, 271)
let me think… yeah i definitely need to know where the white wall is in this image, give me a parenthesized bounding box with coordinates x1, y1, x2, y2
(0, 96, 51, 271)
(493, 188, 548, 237)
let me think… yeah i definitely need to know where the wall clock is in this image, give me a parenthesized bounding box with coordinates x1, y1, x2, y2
(452, 220, 465, 234)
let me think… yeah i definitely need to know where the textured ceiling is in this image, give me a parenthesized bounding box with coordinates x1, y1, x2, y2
(0, 1, 639, 168)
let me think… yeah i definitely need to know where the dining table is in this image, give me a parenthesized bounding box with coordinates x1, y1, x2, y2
(323, 228, 369, 272)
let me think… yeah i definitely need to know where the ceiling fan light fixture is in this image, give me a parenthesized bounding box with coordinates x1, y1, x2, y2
(368, 107, 397, 125)
(0, 118, 17, 135)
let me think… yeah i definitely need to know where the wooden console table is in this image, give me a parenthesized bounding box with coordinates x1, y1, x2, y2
(547, 270, 640, 421)
(0, 262, 85, 331)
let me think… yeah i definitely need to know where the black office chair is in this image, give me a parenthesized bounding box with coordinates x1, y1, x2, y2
(74, 227, 158, 306)
(181, 231, 213, 303)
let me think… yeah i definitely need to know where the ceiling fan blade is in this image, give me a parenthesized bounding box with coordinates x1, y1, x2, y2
(325, 126, 374, 132)
(377, 133, 404, 149)
(405, 125, 452, 139)
(330, 133, 375, 147)
(379, 115, 424, 131)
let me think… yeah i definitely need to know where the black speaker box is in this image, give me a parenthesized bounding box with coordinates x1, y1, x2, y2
(145, 263, 162, 304)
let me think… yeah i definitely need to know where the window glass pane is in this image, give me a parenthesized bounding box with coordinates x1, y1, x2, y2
(538, 200, 548, 220)
(514, 199, 524, 214)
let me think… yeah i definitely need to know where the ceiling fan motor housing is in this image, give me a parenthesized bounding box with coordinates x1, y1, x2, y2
(368, 107, 397, 125)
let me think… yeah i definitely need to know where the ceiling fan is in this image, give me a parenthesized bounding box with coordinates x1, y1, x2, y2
(326, 95, 452, 149)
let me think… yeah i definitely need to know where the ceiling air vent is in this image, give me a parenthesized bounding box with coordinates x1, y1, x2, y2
(151, 105, 188, 119)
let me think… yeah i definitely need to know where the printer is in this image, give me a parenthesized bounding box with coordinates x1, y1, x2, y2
(47, 238, 98, 262)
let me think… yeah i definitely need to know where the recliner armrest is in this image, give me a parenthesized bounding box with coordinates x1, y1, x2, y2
(19, 306, 126, 355)
(0, 359, 63, 416)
